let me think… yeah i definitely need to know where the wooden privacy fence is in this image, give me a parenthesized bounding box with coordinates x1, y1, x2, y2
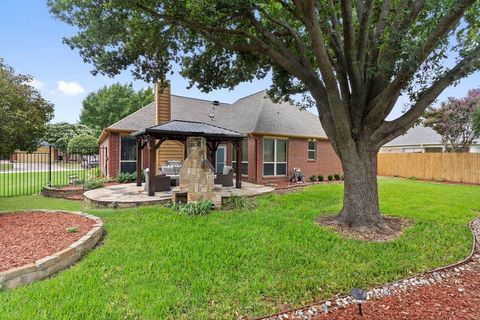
(377, 153, 480, 184)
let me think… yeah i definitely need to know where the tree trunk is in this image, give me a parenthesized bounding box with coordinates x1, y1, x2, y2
(335, 141, 390, 232)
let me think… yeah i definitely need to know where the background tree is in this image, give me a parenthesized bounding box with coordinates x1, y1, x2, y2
(44, 122, 94, 152)
(67, 134, 98, 154)
(80, 83, 153, 136)
(49, 0, 480, 232)
(424, 89, 480, 152)
(0, 59, 54, 156)
(471, 90, 480, 137)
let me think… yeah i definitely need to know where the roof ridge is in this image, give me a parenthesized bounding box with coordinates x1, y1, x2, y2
(151, 119, 245, 135)
(233, 89, 267, 103)
(171, 94, 232, 105)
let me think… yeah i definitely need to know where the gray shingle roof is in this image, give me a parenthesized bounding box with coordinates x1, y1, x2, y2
(108, 91, 326, 138)
(137, 120, 246, 139)
(384, 124, 442, 146)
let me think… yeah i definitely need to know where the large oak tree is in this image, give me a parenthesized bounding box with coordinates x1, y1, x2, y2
(48, 0, 480, 231)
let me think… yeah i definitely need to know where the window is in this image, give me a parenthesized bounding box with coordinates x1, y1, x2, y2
(232, 139, 248, 175)
(120, 136, 137, 173)
(308, 140, 316, 160)
(263, 138, 287, 176)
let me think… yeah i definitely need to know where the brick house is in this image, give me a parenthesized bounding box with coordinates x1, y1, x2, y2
(98, 85, 343, 184)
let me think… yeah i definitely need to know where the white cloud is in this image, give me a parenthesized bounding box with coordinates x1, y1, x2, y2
(56, 81, 85, 96)
(28, 78, 45, 90)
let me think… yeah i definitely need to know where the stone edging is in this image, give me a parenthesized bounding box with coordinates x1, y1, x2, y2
(0, 210, 104, 290)
(256, 218, 479, 320)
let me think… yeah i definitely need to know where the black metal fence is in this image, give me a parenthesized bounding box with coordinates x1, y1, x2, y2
(0, 146, 107, 197)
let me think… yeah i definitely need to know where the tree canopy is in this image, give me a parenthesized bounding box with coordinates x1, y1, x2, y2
(0, 59, 54, 156)
(44, 122, 94, 152)
(471, 90, 480, 137)
(67, 134, 98, 154)
(48, 0, 480, 230)
(424, 89, 480, 152)
(80, 83, 153, 136)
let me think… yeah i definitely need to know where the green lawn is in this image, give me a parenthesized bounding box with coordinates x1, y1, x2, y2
(0, 177, 479, 319)
(0, 169, 97, 197)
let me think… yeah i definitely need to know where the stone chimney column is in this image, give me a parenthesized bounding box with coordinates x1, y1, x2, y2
(155, 80, 171, 125)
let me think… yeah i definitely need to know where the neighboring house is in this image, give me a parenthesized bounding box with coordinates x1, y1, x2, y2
(98, 85, 343, 184)
(380, 124, 480, 153)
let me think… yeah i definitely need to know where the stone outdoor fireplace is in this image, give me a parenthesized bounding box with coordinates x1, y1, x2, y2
(173, 137, 220, 206)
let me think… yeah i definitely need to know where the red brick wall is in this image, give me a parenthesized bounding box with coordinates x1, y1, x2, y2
(247, 136, 342, 184)
(107, 132, 120, 178)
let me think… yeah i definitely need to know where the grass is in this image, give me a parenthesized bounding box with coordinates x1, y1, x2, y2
(0, 164, 13, 171)
(0, 169, 97, 197)
(0, 177, 479, 319)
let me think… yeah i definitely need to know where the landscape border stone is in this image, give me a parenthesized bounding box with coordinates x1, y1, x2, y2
(0, 210, 104, 290)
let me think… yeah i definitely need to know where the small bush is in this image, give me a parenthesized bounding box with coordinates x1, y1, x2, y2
(327, 175, 334, 181)
(317, 175, 324, 182)
(84, 178, 107, 190)
(116, 172, 136, 183)
(334, 173, 341, 181)
(167, 200, 213, 216)
(341, 175, 344, 180)
(309, 175, 317, 182)
(66, 226, 78, 233)
(223, 196, 256, 210)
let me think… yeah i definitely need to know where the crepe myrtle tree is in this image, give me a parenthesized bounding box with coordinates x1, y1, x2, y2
(48, 0, 480, 231)
(424, 89, 480, 152)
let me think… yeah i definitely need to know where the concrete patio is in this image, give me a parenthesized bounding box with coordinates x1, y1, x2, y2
(83, 181, 275, 209)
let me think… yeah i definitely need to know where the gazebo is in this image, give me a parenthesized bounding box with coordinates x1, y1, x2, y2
(132, 120, 247, 196)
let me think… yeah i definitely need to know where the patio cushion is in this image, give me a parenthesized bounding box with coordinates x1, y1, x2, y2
(223, 166, 233, 175)
(161, 166, 176, 175)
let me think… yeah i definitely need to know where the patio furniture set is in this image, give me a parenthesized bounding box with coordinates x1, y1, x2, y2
(144, 160, 234, 193)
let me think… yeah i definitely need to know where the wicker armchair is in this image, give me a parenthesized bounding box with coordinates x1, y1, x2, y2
(143, 169, 171, 192)
(214, 166, 234, 187)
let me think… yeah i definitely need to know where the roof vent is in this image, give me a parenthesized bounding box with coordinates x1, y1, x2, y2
(212, 100, 220, 106)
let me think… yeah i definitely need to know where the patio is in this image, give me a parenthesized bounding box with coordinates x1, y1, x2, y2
(83, 181, 275, 209)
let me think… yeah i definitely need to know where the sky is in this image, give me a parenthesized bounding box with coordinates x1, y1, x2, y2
(0, 0, 478, 124)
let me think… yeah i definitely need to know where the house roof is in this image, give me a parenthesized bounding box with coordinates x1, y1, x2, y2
(103, 91, 326, 141)
(384, 123, 479, 147)
(134, 120, 247, 140)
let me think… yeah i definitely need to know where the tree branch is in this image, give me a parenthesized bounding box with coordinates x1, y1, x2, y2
(373, 48, 480, 147)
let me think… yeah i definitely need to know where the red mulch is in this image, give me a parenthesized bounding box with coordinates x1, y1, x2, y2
(313, 270, 480, 320)
(0, 211, 95, 271)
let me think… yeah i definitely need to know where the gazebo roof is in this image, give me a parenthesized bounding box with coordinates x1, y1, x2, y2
(133, 120, 247, 140)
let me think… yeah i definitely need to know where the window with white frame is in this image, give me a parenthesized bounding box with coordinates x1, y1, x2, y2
(308, 140, 316, 160)
(232, 139, 248, 175)
(263, 138, 287, 176)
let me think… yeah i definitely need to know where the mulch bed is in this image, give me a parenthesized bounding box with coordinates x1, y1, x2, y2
(316, 215, 413, 242)
(0, 211, 95, 271)
(313, 269, 480, 319)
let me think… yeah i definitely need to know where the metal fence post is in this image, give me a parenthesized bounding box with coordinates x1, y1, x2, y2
(48, 145, 52, 187)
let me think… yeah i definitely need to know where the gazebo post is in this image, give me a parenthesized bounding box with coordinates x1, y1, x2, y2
(148, 137, 157, 196)
(235, 139, 242, 189)
(136, 137, 142, 186)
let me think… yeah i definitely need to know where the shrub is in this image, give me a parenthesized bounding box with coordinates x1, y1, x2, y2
(66, 226, 78, 233)
(67, 134, 98, 154)
(223, 196, 256, 210)
(317, 175, 324, 182)
(84, 178, 107, 190)
(167, 200, 213, 216)
(309, 175, 317, 182)
(327, 175, 334, 181)
(116, 172, 137, 183)
(334, 173, 341, 181)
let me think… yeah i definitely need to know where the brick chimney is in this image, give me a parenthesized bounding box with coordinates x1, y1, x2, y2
(155, 80, 171, 125)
